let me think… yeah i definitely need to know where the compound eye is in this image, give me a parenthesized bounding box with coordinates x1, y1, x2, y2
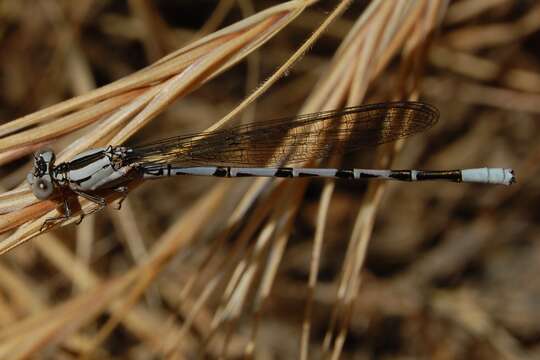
(36, 148, 55, 163)
(32, 177, 54, 200)
(26, 172, 35, 186)
(33, 149, 55, 173)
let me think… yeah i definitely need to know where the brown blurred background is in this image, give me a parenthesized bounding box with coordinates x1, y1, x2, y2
(1, 1, 539, 359)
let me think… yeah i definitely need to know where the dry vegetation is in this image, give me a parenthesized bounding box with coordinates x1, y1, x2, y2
(0, 0, 538, 359)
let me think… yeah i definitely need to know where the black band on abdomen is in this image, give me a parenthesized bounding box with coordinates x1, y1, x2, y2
(416, 170, 461, 182)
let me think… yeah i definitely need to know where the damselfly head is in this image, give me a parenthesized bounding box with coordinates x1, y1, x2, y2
(27, 149, 56, 200)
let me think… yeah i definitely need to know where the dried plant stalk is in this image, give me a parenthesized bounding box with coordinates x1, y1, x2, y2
(0, 0, 532, 359)
(0, 0, 316, 253)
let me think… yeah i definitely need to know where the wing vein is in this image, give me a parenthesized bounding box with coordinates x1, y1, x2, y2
(125, 101, 439, 167)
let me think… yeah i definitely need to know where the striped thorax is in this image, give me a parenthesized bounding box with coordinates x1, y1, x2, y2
(27, 146, 132, 200)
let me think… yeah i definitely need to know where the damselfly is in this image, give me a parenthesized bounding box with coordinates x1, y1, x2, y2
(27, 101, 515, 225)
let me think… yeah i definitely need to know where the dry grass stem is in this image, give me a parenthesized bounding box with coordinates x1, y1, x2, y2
(0, 0, 535, 358)
(0, 0, 317, 253)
